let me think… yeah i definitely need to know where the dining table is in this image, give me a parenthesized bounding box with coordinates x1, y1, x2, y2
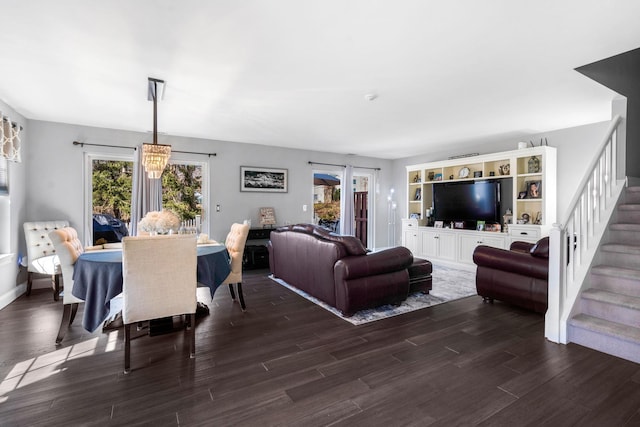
(72, 244, 231, 332)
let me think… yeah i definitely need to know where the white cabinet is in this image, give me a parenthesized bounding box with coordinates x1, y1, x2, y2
(405, 146, 556, 236)
(401, 219, 420, 255)
(402, 147, 555, 267)
(420, 229, 456, 261)
(401, 224, 509, 266)
(457, 233, 506, 264)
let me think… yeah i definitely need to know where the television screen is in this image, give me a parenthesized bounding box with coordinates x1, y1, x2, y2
(433, 180, 500, 227)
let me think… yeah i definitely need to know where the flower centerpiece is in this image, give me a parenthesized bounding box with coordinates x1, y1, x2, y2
(138, 210, 180, 235)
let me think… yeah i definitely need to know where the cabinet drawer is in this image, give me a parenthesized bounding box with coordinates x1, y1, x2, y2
(509, 225, 540, 242)
(402, 218, 419, 229)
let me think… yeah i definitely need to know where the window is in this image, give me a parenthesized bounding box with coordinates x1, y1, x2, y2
(85, 152, 208, 245)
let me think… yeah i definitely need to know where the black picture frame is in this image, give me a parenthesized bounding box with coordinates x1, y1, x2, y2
(518, 191, 527, 199)
(240, 166, 288, 192)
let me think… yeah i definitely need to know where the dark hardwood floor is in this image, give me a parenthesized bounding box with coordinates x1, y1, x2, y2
(2, 270, 640, 426)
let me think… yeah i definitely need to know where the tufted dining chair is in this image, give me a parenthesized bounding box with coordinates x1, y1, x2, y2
(48, 226, 86, 344)
(221, 222, 250, 311)
(122, 234, 197, 374)
(23, 220, 69, 300)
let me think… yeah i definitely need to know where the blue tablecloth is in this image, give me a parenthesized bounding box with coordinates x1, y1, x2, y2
(72, 245, 231, 332)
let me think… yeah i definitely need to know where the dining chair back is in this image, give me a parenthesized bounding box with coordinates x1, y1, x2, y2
(49, 226, 85, 344)
(23, 220, 69, 300)
(222, 222, 250, 310)
(122, 234, 198, 373)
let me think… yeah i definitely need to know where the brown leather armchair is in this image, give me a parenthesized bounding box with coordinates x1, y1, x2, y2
(472, 237, 549, 313)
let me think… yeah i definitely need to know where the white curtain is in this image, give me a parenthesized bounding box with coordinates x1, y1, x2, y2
(129, 144, 163, 236)
(340, 165, 355, 235)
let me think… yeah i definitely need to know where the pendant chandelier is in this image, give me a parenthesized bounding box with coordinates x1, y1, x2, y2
(142, 77, 171, 179)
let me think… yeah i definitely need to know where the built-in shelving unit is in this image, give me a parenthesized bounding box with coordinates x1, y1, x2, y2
(403, 146, 557, 264)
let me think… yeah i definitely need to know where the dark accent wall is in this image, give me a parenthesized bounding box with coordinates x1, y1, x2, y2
(576, 47, 640, 177)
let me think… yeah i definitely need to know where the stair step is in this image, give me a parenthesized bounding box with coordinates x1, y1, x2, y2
(609, 223, 640, 232)
(625, 186, 640, 204)
(592, 264, 640, 281)
(570, 313, 640, 342)
(601, 243, 640, 254)
(568, 314, 640, 364)
(582, 288, 640, 310)
(600, 244, 640, 269)
(591, 265, 640, 298)
(581, 289, 640, 327)
(616, 206, 640, 223)
(608, 223, 640, 245)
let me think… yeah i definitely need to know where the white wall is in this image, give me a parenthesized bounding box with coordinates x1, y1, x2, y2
(0, 99, 28, 309)
(25, 120, 392, 247)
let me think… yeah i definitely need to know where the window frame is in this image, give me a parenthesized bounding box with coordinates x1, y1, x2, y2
(83, 150, 210, 246)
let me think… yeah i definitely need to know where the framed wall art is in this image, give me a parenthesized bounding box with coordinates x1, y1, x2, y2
(240, 166, 288, 192)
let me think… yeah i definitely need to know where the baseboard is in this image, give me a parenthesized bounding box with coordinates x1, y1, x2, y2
(0, 282, 26, 311)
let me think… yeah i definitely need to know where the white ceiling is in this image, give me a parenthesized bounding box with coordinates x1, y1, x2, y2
(1, 1, 639, 159)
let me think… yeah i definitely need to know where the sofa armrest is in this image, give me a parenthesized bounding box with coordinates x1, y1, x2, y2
(510, 241, 535, 253)
(473, 245, 548, 280)
(335, 246, 413, 280)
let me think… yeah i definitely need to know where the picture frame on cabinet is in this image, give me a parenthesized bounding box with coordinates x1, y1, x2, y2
(476, 220, 485, 231)
(518, 191, 527, 199)
(409, 213, 421, 219)
(434, 220, 443, 228)
(485, 223, 501, 232)
(526, 180, 541, 199)
(414, 188, 422, 200)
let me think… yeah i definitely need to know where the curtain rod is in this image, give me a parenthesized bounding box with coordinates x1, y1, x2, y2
(72, 141, 217, 157)
(308, 161, 380, 171)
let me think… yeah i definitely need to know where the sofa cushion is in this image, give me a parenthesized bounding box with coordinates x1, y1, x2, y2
(282, 223, 368, 256)
(319, 233, 367, 256)
(530, 237, 549, 258)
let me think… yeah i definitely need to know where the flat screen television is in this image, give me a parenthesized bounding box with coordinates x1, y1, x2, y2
(433, 180, 501, 228)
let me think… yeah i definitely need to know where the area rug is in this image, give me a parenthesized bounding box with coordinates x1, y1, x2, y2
(269, 263, 477, 325)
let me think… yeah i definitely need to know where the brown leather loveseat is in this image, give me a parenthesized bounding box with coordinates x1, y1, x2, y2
(268, 224, 414, 316)
(472, 237, 549, 313)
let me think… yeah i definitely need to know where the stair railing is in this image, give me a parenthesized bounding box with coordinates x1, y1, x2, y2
(546, 115, 625, 343)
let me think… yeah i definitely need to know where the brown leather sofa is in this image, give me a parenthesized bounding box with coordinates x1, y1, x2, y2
(268, 224, 414, 316)
(472, 237, 549, 313)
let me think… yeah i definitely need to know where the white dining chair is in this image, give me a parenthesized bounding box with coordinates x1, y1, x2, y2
(23, 220, 69, 300)
(48, 226, 86, 344)
(122, 234, 197, 374)
(221, 222, 250, 311)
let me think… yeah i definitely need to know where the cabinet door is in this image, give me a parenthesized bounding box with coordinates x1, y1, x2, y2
(420, 229, 439, 257)
(458, 234, 506, 264)
(403, 229, 419, 255)
(421, 229, 455, 260)
(438, 232, 457, 261)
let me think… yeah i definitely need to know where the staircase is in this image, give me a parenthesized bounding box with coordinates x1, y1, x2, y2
(568, 186, 640, 363)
